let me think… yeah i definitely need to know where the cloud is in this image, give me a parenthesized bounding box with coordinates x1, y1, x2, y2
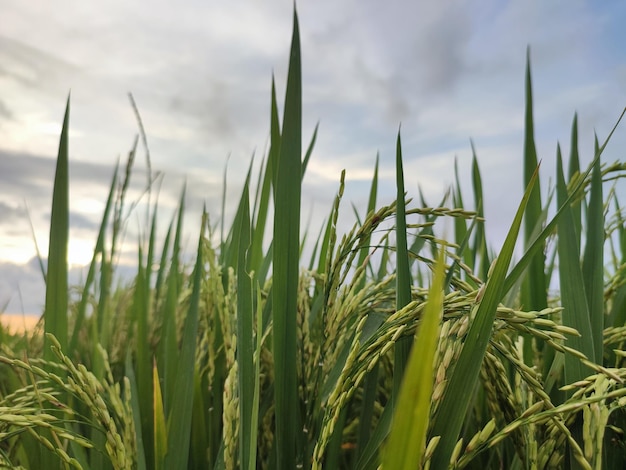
(0, 34, 82, 101)
(0, 257, 45, 315)
(0, 255, 143, 316)
(1, 0, 625, 314)
(0, 201, 26, 221)
(0, 100, 12, 120)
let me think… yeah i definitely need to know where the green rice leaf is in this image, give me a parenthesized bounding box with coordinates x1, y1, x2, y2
(393, 129, 413, 402)
(556, 146, 595, 468)
(250, 153, 272, 278)
(269, 76, 281, 192)
(271, 9, 302, 468)
(519, 51, 548, 368)
(382, 248, 444, 470)
(250, 286, 263, 470)
(126, 352, 147, 470)
(154, 361, 167, 470)
(609, 194, 626, 328)
(354, 401, 393, 470)
(44, 95, 70, 363)
(223, 161, 254, 273)
(234, 181, 258, 470)
(556, 146, 595, 373)
(154, 216, 173, 313)
(568, 114, 582, 250)
(471, 143, 489, 279)
(302, 122, 318, 181)
(160, 187, 186, 413)
(453, 157, 471, 271)
(164, 211, 205, 469)
(582, 138, 604, 358)
(220, 157, 228, 248)
(131, 247, 154, 468)
(520, 49, 548, 315)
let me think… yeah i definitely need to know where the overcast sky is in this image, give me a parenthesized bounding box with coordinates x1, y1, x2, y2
(1, 0, 626, 315)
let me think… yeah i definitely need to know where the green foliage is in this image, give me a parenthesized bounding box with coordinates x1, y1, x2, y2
(43, 95, 70, 364)
(382, 248, 444, 469)
(2, 9, 626, 470)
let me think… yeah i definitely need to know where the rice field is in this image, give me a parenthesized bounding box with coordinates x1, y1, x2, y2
(1, 10, 626, 470)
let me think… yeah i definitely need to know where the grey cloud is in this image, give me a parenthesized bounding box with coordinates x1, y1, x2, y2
(167, 78, 236, 143)
(409, 7, 472, 94)
(0, 35, 80, 92)
(0, 149, 170, 239)
(0, 100, 12, 120)
(0, 254, 143, 315)
(0, 201, 26, 221)
(68, 212, 100, 232)
(0, 149, 115, 197)
(0, 257, 45, 314)
(298, 1, 473, 130)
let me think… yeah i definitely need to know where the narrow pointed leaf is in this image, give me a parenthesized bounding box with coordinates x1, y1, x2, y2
(383, 249, 444, 469)
(393, 130, 412, 402)
(234, 182, 257, 470)
(44, 95, 70, 362)
(556, 147, 595, 373)
(272, 9, 302, 468)
(582, 138, 604, 359)
(164, 213, 205, 469)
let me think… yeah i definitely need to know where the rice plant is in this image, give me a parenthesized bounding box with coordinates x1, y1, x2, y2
(1, 8, 626, 470)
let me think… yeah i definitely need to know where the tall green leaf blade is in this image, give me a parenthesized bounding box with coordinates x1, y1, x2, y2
(568, 114, 582, 250)
(234, 182, 257, 470)
(223, 161, 254, 273)
(520, 49, 548, 315)
(164, 212, 205, 469)
(301, 122, 318, 181)
(556, 147, 595, 371)
(153, 362, 167, 470)
(160, 187, 185, 414)
(220, 157, 229, 248)
(250, 287, 264, 470)
(154, 217, 173, 314)
(582, 142, 604, 360)
(382, 249, 444, 470)
(272, 9, 302, 468)
(393, 130, 412, 403)
(269, 77, 281, 192)
(453, 157, 471, 270)
(471, 143, 489, 279)
(609, 194, 626, 328)
(133, 246, 155, 468)
(429, 166, 540, 469)
(44, 95, 70, 362)
(125, 352, 147, 470)
(250, 153, 272, 277)
(556, 146, 595, 469)
(518, 52, 548, 370)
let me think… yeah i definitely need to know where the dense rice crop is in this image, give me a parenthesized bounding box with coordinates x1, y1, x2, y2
(2, 10, 626, 470)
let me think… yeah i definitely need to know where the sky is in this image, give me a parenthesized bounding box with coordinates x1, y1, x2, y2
(1, 0, 626, 315)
